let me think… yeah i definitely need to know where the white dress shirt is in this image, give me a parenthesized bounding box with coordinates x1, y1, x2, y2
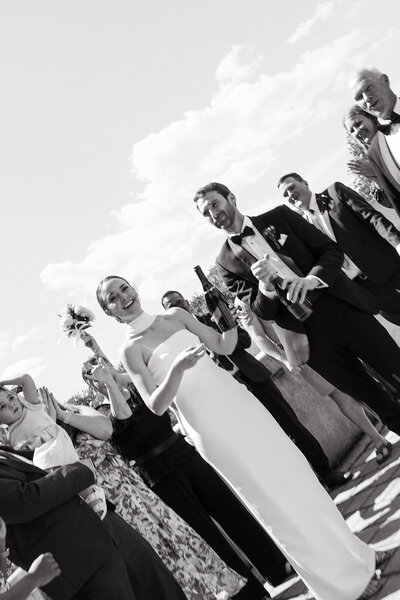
(229, 216, 327, 287)
(379, 97, 400, 168)
(230, 216, 296, 279)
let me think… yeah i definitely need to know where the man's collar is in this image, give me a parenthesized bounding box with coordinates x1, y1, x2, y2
(226, 215, 252, 238)
(378, 97, 400, 125)
(308, 193, 318, 212)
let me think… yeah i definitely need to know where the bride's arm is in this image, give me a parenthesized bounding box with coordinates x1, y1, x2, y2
(122, 341, 205, 416)
(167, 308, 238, 355)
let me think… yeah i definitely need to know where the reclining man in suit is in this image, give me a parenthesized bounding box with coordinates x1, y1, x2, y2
(161, 289, 350, 488)
(0, 447, 187, 600)
(193, 181, 400, 438)
(277, 171, 400, 325)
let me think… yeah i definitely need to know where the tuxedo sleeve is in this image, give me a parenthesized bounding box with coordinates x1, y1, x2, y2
(0, 462, 95, 524)
(235, 327, 252, 350)
(280, 204, 344, 287)
(216, 261, 282, 321)
(335, 181, 400, 247)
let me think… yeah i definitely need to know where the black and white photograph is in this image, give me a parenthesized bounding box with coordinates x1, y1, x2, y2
(0, 1, 400, 598)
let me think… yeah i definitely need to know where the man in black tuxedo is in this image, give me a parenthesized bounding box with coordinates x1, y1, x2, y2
(160, 289, 349, 487)
(0, 447, 187, 600)
(350, 67, 400, 215)
(193, 182, 400, 435)
(277, 172, 400, 324)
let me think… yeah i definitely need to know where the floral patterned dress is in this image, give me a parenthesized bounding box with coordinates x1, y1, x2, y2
(75, 432, 245, 600)
(0, 572, 8, 594)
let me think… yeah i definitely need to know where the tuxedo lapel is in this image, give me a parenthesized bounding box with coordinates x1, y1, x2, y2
(226, 237, 257, 269)
(0, 449, 45, 475)
(250, 216, 305, 277)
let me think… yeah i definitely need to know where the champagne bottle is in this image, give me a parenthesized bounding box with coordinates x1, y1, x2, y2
(193, 266, 236, 331)
(272, 274, 313, 322)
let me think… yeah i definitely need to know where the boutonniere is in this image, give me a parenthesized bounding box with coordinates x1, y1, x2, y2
(263, 225, 287, 250)
(319, 194, 334, 214)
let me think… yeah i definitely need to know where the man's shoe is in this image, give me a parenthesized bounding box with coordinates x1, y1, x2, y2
(357, 573, 383, 599)
(376, 548, 395, 569)
(323, 470, 352, 489)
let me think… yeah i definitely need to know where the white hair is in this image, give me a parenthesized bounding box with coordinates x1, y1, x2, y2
(348, 67, 385, 90)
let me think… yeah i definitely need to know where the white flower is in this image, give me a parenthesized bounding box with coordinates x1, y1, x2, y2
(60, 314, 74, 328)
(73, 305, 95, 321)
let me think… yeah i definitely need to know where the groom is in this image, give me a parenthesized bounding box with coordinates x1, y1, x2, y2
(193, 182, 400, 435)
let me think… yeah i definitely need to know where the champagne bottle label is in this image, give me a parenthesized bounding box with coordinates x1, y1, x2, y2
(273, 275, 313, 322)
(194, 266, 236, 331)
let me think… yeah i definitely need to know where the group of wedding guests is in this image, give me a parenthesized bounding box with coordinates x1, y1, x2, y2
(0, 65, 400, 600)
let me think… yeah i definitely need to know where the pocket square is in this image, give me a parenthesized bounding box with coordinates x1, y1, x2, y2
(278, 234, 288, 245)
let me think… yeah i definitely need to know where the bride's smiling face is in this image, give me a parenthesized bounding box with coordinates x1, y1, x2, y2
(100, 278, 142, 322)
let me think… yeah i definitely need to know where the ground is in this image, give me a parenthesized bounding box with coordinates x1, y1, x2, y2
(273, 427, 400, 600)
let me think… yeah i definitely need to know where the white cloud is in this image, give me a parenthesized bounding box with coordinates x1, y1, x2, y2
(40, 31, 382, 304)
(0, 357, 47, 380)
(11, 326, 47, 352)
(287, 1, 336, 44)
(0, 334, 10, 363)
(215, 45, 263, 84)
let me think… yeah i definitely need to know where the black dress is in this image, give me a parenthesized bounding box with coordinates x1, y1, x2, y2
(109, 386, 288, 592)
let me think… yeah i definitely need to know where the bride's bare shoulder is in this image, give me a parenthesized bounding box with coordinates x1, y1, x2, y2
(120, 338, 144, 361)
(163, 307, 192, 324)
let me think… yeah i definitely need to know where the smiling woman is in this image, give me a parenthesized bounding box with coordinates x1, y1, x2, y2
(96, 276, 141, 323)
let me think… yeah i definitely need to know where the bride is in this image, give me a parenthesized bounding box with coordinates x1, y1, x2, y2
(96, 275, 385, 600)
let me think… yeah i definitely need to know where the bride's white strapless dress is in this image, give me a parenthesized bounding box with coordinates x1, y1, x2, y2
(148, 329, 375, 600)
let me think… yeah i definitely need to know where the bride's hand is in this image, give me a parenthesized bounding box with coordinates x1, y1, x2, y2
(174, 344, 206, 372)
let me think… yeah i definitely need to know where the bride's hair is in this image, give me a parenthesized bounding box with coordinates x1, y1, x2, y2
(96, 275, 133, 322)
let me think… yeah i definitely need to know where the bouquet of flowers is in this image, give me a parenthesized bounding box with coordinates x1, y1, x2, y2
(58, 304, 95, 340)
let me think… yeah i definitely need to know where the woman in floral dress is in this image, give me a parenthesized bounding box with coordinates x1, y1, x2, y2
(51, 399, 245, 600)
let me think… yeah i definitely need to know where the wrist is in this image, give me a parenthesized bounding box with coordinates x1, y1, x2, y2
(25, 572, 40, 589)
(62, 410, 73, 426)
(259, 281, 274, 294)
(172, 359, 185, 376)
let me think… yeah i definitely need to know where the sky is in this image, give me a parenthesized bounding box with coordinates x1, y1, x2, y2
(1, 0, 399, 400)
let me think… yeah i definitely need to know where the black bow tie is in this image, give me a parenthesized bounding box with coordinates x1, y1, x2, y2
(378, 111, 400, 135)
(230, 226, 255, 245)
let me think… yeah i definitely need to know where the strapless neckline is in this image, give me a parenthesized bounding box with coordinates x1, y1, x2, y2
(148, 329, 195, 368)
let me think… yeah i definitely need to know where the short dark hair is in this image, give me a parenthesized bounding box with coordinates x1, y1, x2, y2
(276, 172, 304, 188)
(161, 290, 183, 308)
(96, 275, 132, 317)
(193, 182, 232, 205)
(342, 105, 378, 130)
(81, 355, 100, 382)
